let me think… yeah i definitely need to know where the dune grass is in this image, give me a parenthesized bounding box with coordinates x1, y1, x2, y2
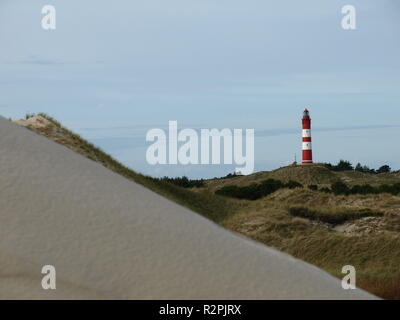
(288, 206, 383, 225)
(222, 200, 400, 300)
(15, 113, 400, 299)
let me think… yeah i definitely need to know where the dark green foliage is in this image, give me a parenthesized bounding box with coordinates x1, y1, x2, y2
(285, 180, 303, 189)
(158, 176, 205, 188)
(377, 165, 391, 174)
(326, 160, 354, 171)
(377, 183, 400, 195)
(216, 178, 285, 200)
(218, 172, 243, 179)
(308, 184, 318, 191)
(327, 181, 400, 196)
(215, 185, 259, 200)
(336, 160, 354, 171)
(354, 163, 376, 173)
(355, 163, 363, 172)
(331, 181, 351, 195)
(259, 178, 284, 194)
(323, 163, 333, 170)
(350, 184, 376, 195)
(289, 206, 383, 225)
(328, 160, 391, 174)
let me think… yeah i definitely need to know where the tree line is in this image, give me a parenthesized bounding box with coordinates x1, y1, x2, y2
(324, 160, 392, 174)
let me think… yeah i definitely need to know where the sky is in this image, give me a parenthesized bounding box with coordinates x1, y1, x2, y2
(0, 0, 399, 178)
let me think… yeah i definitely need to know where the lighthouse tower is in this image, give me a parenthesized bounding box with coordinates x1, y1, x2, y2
(302, 109, 313, 164)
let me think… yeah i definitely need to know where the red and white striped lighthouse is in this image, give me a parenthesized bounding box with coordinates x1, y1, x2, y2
(302, 108, 313, 164)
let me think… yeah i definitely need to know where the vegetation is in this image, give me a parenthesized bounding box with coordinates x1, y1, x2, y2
(215, 178, 303, 200)
(25, 113, 36, 120)
(325, 159, 354, 171)
(213, 172, 244, 180)
(222, 191, 400, 300)
(325, 181, 400, 196)
(157, 176, 205, 188)
(216, 177, 400, 200)
(325, 159, 392, 174)
(285, 180, 303, 189)
(289, 206, 383, 225)
(14, 113, 400, 299)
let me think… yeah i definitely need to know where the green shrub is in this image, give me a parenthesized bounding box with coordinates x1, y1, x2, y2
(285, 180, 303, 189)
(377, 183, 400, 195)
(350, 184, 376, 195)
(377, 165, 391, 174)
(331, 181, 350, 195)
(326, 181, 400, 196)
(325, 160, 353, 171)
(289, 206, 383, 225)
(216, 178, 287, 200)
(157, 176, 205, 188)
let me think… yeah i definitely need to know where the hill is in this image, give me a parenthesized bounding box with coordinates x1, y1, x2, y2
(2, 115, 378, 299)
(11, 113, 400, 299)
(206, 164, 400, 192)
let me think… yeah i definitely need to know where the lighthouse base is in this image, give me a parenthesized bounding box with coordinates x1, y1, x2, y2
(302, 149, 313, 165)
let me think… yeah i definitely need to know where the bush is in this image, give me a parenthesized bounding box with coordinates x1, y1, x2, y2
(215, 185, 261, 200)
(377, 165, 391, 174)
(377, 183, 400, 195)
(216, 178, 290, 200)
(220, 172, 243, 179)
(325, 160, 353, 171)
(335, 160, 354, 171)
(326, 160, 392, 174)
(331, 181, 350, 195)
(289, 206, 383, 225)
(324, 181, 400, 196)
(158, 176, 205, 188)
(285, 180, 303, 189)
(308, 184, 318, 191)
(350, 184, 376, 195)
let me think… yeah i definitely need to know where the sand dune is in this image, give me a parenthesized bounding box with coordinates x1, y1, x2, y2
(0, 117, 376, 299)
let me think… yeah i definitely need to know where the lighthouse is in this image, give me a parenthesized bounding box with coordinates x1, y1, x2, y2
(302, 109, 313, 164)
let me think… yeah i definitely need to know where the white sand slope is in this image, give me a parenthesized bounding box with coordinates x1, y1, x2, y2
(0, 117, 376, 299)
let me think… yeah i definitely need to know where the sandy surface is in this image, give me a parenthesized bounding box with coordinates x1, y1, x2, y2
(0, 117, 376, 299)
(13, 115, 52, 129)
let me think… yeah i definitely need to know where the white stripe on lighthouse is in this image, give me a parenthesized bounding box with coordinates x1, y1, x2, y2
(302, 129, 311, 138)
(302, 142, 312, 150)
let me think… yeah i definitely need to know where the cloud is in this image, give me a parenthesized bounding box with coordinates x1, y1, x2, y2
(3, 55, 71, 66)
(16, 56, 66, 66)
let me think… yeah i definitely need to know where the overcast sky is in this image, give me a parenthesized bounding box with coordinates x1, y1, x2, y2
(1, 0, 399, 178)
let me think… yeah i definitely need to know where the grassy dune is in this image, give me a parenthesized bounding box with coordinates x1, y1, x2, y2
(220, 189, 400, 299)
(206, 163, 400, 192)
(13, 114, 400, 299)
